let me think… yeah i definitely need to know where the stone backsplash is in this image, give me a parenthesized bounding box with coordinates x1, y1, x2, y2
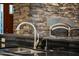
(13, 3, 79, 37)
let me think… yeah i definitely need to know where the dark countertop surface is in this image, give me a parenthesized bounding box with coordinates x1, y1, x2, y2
(0, 48, 79, 56)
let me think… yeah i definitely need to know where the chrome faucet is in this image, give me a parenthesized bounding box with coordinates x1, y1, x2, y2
(16, 22, 39, 49)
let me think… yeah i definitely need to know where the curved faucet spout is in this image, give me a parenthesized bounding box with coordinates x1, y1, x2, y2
(16, 22, 37, 49)
(16, 22, 36, 31)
